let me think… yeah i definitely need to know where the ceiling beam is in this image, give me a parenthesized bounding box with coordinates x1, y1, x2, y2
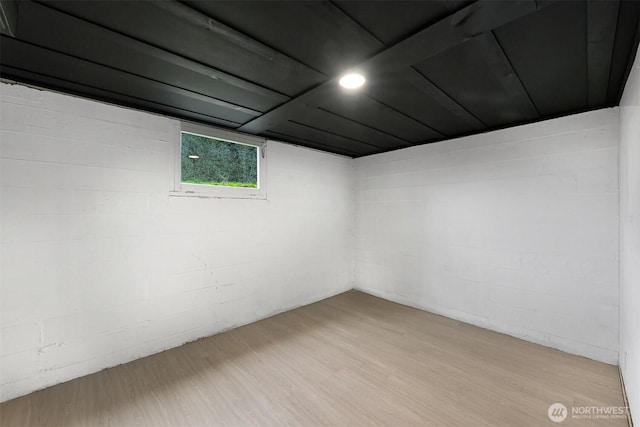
(33, 0, 289, 111)
(398, 68, 486, 132)
(330, 0, 485, 134)
(294, 107, 411, 150)
(239, 0, 549, 135)
(270, 120, 383, 156)
(0, 0, 17, 37)
(40, 0, 324, 97)
(261, 130, 361, 158)
(608, 0, 640, 104)
(1, 37, 259, 124)
(186, 0, 382, 77)
(587, 0, 620, 107)
(482, 31, 539, 117)
(319, 94, 444, 144)
(359, 1, 540, 76)
(1, 65, 243, 128)
(149, 0, 326, 96)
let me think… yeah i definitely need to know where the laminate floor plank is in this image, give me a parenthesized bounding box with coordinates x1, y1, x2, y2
(0, 291, 628, 426)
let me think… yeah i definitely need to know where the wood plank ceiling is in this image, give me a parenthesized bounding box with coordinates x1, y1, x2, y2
(1, 0, 638, 157)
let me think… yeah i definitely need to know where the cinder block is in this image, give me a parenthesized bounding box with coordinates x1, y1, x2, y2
(354, 108, 620, 364)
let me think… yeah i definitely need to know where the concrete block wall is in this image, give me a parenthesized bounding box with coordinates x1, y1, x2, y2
(0, 78, 631, 404)
(619, 45, 640, 422)
(353, 108, 620, 364)
(0, 83, 354, 402)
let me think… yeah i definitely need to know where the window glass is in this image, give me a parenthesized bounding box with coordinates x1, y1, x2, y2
(181, 131, 258, 188)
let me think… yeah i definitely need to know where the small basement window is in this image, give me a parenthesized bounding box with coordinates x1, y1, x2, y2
(173, 122, 266, 199)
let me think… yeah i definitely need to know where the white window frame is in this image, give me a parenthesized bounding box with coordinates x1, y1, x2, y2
(172, 121, 267, 199)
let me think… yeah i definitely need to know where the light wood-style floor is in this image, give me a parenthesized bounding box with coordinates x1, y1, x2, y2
(0, 291, 628, 426)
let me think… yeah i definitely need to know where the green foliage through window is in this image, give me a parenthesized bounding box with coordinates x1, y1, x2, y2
(181, 132, 258, 188)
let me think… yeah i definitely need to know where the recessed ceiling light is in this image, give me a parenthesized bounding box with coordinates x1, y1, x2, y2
(188, 155, 200, 159)
(339, 73, 365, 89)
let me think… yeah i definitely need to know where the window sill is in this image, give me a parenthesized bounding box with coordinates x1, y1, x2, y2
(169, 191, 267, 200)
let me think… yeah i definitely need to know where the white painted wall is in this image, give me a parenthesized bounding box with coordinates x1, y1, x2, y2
(619, 45, 640, 422)
(354, 109, 620, 364)
(0, 82, 354, 402)
(0, 77, 630, 404)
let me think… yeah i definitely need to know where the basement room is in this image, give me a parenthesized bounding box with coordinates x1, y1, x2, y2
(0, 0, 639, 425)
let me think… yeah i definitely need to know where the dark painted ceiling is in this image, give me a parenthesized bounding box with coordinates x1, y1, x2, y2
(1, 0, 638, 157)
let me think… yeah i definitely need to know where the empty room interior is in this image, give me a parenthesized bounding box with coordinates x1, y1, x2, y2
(1, 0, 639, 425)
